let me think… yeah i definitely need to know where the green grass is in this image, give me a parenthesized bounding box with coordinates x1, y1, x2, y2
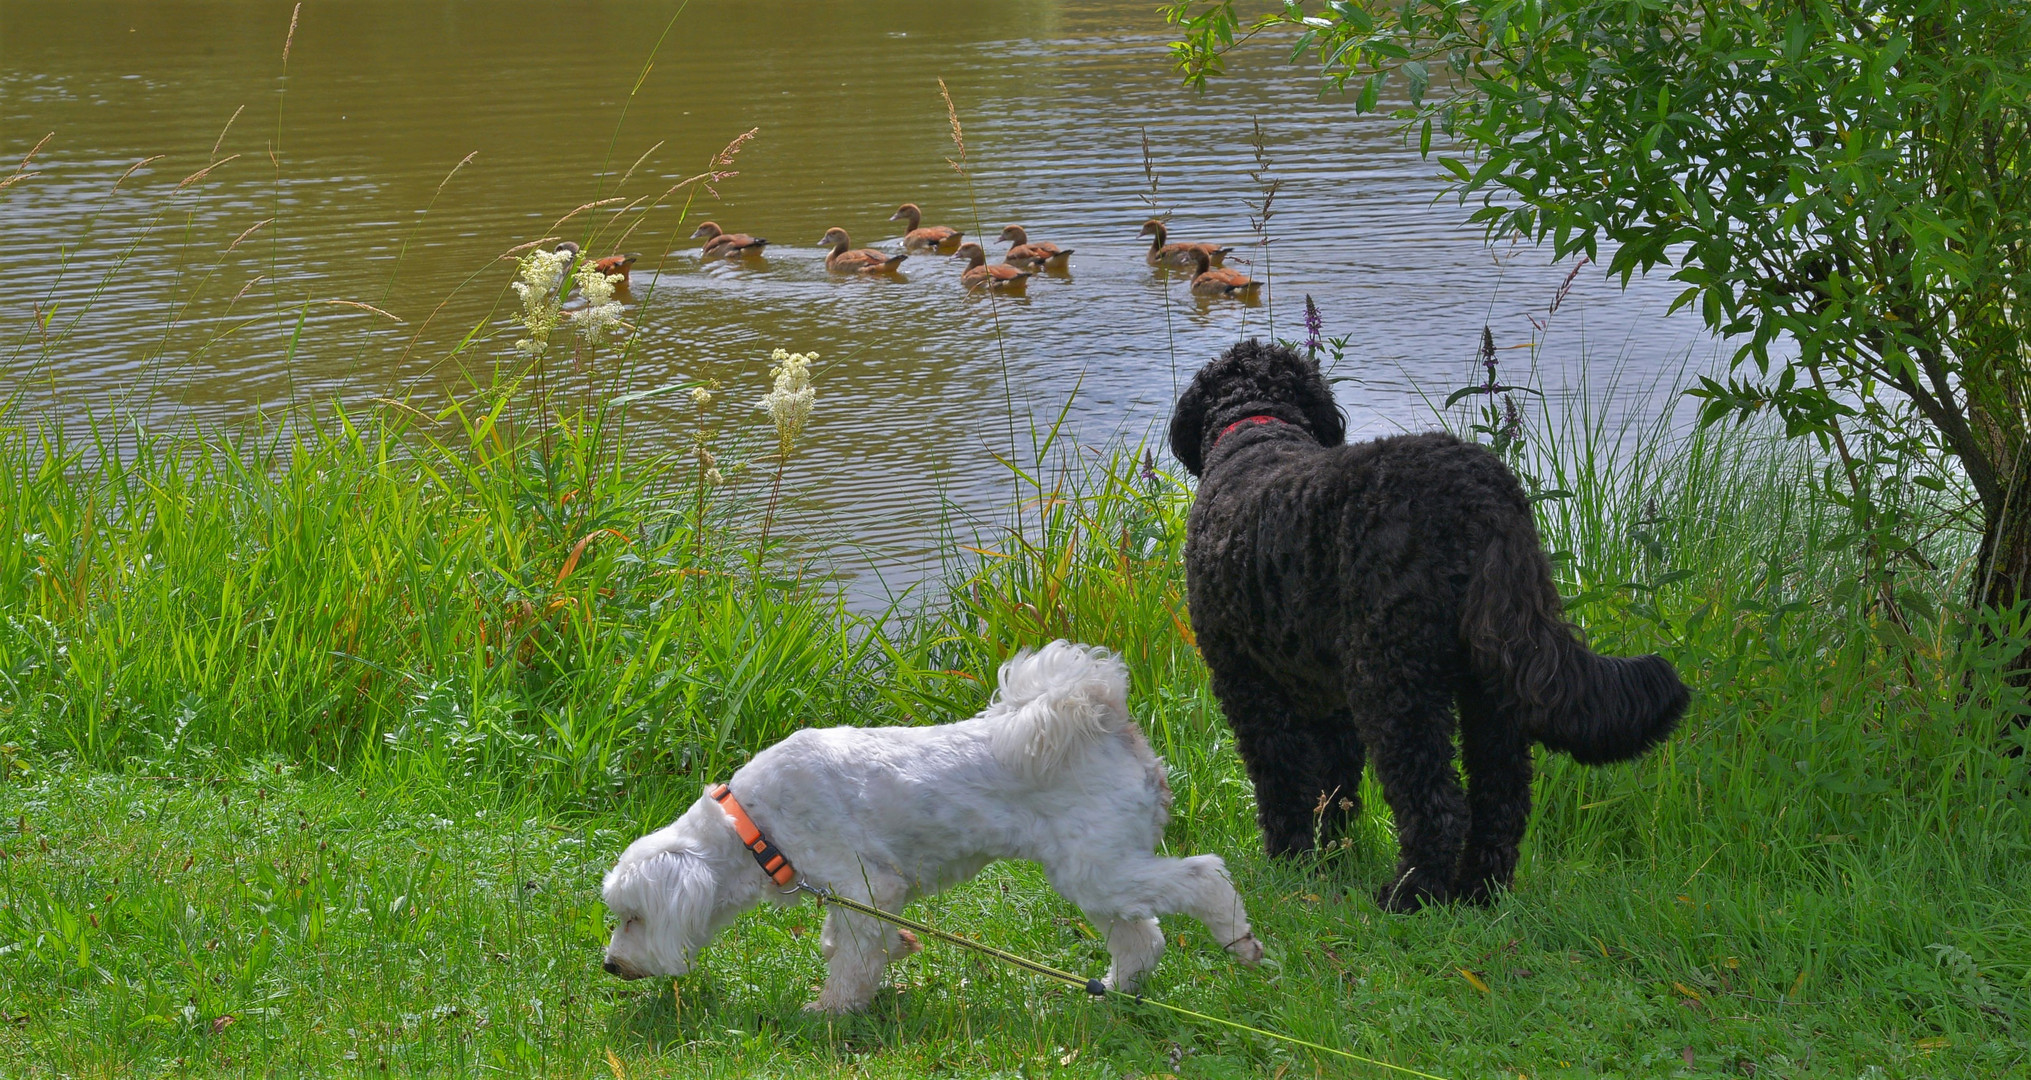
(0, 371, 2027, 1078)
(12, 761, 2015, 1080)
(0, 382, 954, 802)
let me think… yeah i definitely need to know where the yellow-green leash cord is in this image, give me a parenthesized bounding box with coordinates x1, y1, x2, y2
(794, 883, 1451, 1080)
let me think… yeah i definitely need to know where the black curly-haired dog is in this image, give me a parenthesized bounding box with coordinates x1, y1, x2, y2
(1170, 341, 1688, 911)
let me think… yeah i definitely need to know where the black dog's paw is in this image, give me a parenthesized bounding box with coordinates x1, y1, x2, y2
(1375, 872, 1453, 913)
(1451, 858, 1516, 907)
(1261, 830, 1317, 861)
(1451, 878, 1504, 907)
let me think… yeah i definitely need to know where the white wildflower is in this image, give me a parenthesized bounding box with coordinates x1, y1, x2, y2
(706, 467, 724, 485)
(568, 264, 626, 344)
(689, 385, 714, 407)
(757, 348, 817, 450)
(753, 348, 818, 557)
(510, 246, 571, 358)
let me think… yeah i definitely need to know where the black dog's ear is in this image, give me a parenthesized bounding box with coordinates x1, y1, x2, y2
(1168, 374, 1210, 477)
(1296, 353, 1346, 448)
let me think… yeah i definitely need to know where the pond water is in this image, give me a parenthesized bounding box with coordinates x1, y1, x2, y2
(1, 0, 1715, 600)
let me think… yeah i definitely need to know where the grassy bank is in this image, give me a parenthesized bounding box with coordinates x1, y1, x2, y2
(0, 384, 954, 801)
(0, 376, 2028, 1078)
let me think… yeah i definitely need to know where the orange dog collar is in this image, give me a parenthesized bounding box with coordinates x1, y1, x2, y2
(1215, 414, 1286, 446)
(709, 783, 797, 887)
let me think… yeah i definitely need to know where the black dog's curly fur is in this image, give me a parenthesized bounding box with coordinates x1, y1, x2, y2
(1171, 341, 1689, 911)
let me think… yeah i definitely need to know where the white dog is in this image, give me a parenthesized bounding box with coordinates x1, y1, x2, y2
(601, 641, 1264, 1013)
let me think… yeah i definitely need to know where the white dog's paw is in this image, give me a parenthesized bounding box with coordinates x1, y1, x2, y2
(801, 993, 871, 1016)
(1226, 931, 1264, 965)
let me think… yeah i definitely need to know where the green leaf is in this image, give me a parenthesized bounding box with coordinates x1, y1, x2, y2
(1405, 59, 1430, 105)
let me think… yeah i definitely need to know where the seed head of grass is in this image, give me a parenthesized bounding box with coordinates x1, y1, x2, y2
(1138, 127, 1163, 213)
(281, 3, 300, 66)
(702, 127, 758, 197)
(938, 79, 966, 174)
(714, 128, 758, 170)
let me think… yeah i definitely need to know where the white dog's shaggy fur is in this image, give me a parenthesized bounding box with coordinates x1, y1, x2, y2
(601, 641, 1263, 1013)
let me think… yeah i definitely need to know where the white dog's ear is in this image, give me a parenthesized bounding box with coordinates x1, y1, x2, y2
(607, 849, 719, 976)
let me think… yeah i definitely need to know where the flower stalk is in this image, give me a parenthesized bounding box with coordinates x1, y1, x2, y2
(754, 348, 816, 569)
(690, 382, 721, 567)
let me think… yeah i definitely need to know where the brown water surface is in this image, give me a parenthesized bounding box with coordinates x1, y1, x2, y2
(1, 1, 1710, 598)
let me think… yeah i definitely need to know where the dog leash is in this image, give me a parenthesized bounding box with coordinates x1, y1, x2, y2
(792, 881, 1453, 1080)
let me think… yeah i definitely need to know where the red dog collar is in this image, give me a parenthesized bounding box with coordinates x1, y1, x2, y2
(709, 783, 797, 887)
(1215, 414, 1286, 445)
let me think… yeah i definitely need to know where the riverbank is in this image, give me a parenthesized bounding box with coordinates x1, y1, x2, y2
(0, 383, 2026, 1077)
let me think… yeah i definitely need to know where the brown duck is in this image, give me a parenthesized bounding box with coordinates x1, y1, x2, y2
(820, 228, 908, 274)
(1139, 219, 1234, 271)
(554, 241, 639, 284)
(1185, 249, 1261, 298)
(953, 242, 1032, 293)
(690, 222, 769, 259)
(890, 204, 963, 253)
(997, 225, 1073, 271)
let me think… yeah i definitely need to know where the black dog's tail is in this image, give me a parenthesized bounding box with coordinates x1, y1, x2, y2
(1462, 522, 1688, 764)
